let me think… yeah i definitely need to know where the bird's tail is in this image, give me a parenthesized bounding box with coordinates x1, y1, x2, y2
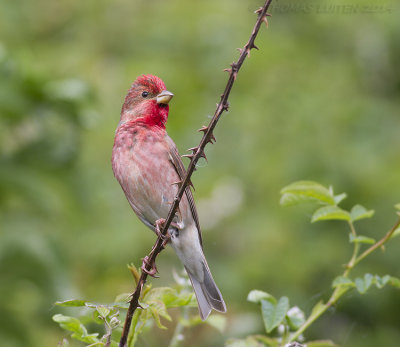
(185, 260, 226, 320)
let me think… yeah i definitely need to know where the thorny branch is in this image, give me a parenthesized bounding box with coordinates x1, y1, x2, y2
(119, 1, 274, 346)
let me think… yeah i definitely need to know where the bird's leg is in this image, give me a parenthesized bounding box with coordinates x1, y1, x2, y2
(155, 218, 180, 248)
(141, 255, 159, 278)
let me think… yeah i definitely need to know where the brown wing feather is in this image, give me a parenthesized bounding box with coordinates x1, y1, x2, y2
(166, 135, 203, 246)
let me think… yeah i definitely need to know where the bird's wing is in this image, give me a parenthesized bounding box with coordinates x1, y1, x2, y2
(166, 135, 203, 247)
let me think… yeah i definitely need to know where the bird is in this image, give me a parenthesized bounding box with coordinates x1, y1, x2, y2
(111, 74, 226, 320)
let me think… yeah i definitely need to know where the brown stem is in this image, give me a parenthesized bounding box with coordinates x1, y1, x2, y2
(119, 1, 274, 346)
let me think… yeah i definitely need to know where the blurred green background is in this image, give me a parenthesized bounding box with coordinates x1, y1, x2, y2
(1, 0, 399, 346)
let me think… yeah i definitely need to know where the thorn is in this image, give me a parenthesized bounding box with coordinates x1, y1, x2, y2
(207, 133, 216, 144)
(262, 15, 269, 28)
(188, 180, 195, 190)
(222, 102, 230, 111)
(250, 42, 259, 50)
(171, 180, 182, 186)
(237, 48, 244, 55)
(182, 154, 194, 159)
(198, 125, 208, 133)
(254, 7, 263, 14)
(223, 68, 232, 74)
(199, 150, 208, 162)
(187, 146, 198, 154)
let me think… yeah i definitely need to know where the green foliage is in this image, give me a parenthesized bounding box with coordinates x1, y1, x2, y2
(2, 0, 400, 346)
(228, 182, 400, 346)
(53, 268, 224, 346)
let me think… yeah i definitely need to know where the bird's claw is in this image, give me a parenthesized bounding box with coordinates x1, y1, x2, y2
(154, 218, 180, 248)
(155, 218, 170, 244)
(141, 256, 159, 278)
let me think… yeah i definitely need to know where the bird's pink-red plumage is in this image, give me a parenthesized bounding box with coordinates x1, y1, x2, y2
(112, 74, 226, 320)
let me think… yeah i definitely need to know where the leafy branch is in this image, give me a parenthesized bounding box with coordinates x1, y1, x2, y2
(118, 1, 274, 346)
(228, 181, 400, 347)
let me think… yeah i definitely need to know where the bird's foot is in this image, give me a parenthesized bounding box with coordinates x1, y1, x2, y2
(155, 218, 180, 248)
(141, 256, 159, 278)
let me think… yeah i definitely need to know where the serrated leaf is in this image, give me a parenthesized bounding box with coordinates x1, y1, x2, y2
(149, 306, 167, 330)
(349, 233, 376, 244)
(285, 306, 305, 330)
(286, 313, 304, 330)
(388, 276, 400, 288)
(247, 290, 276, 304)
(206, 315, 226, 333)
(350, 205, 375, 222)
(96, 306, 110, 318)
(307, 340, 338, 347)
(55, 299, 87, 307)
(114, 293, 131, 303)
(52, 314, 99, 344)
(53, 314, 84, 334)
(355, 274, 374, 294)
(332, 276, 355, 288)
(280, 181, 336, 205)
(280, 192, 311, 206)
(333, 193, 347, 205)
(261, 296, 289, 333)
(312, 206, 350, 223)
(375, 275, 391, 289)
(144, 287, 195, 308)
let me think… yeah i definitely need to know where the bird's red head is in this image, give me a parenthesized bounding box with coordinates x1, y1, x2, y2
(120, 74, 174, 128)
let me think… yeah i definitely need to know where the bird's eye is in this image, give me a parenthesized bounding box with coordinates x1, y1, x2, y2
(141, 91, 149, 98)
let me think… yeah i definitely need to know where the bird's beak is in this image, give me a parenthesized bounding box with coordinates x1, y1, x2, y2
(156, 90, 174, 105)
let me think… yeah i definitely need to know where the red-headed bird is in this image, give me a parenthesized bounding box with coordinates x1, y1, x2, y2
(112, 74, 226, 320)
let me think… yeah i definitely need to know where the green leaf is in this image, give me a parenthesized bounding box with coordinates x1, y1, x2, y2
(96, 306, 110, 318)
(280, 192, 311, 206)
(261, 296, 289, 333)
(247, 290, 276, 304)
(311, 206, 350, 223)
(285, 306, 305, 330)
(355, 274, 374, 294)
(375, 275, 391, 289)
(206, 315, 226, 333)
(55, 299, 87, 307)
(350, 204, 375, 222)
(307, 340, 338, 347)
(389, 226, 400, 240)
(332, 276, 355, 288)
(349, 233, 376, 244)
(280, 181, 336, 206)
(388, 276, 400, 288)
(144, 287, 196, 308)
(149, 305, 168, 330)
(52, 314, 99, 344)
(394, 203, 400, 210)
(53, 314, 84, 334)
(114, 293, 131, 303)
(333, 193, 347, 205)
